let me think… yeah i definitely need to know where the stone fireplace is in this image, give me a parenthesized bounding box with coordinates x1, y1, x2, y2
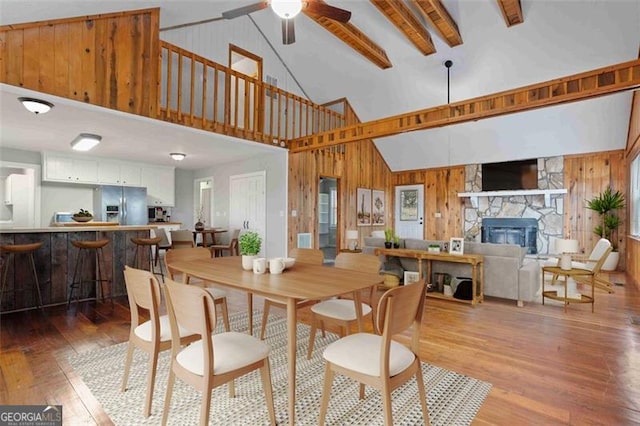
(481, 218, 538, 254)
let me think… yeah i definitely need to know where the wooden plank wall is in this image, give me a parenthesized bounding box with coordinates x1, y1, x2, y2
(564, 150, 627, 269)
(625, 90, 640, 287)
(0, 8, 160, 117)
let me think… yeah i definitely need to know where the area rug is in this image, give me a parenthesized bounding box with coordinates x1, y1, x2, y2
(67, 312, 491, 425)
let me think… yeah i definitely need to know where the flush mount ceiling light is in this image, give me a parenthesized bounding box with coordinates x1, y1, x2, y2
(18, 97, 54, 114)
(170, 152, 186, 161)
(271, 0, 302, 19)
(71, 133, 102, 151)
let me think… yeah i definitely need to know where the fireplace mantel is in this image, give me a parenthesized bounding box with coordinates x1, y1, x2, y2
(458, 189, 567, 208)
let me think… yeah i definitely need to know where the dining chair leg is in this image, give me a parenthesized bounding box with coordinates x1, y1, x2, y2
(415, 361, 430, 425)
(121, 342, 135, 392)
(228, 379, 236, 398)
(260, 301, 272, 340)
(260, 361, 276, 425)
(359, 383, 366, 400)
(319, 363, 334, 426)
(200, 383, 213, 426)
(161, 370, 176, 426)
(307, 314, 318, 360)
(144, 349, 160, 417)
(382, 380, 394, 426)
(217, 298, 230, 332)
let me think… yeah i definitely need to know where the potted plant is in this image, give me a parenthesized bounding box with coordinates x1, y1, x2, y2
(393, 234, 400, 249)
(586, 186, 625, 270)
(384, 228, 393, 249)
(239, 231, 262, 270)
(428, 244, 441, 253)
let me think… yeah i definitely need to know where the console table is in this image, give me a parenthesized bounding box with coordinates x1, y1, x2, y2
(374, 248, 484, 305)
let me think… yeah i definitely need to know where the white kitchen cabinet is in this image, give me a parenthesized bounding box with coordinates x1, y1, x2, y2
(43, 153, 98, 183)
(141, 166, 175, 206)
(4, 174, 27, 205)
(97, 160, 142, 186)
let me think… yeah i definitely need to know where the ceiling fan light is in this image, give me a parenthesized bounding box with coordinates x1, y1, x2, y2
(170, 152, 186, 161)
(71, 133, 101, 151)
(271, 0, 302, 19)
(18, 97, 54, 114)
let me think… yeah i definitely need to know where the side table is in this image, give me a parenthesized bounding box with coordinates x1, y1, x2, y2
(541, 265, 595, 312)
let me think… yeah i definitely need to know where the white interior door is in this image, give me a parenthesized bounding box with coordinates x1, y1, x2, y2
(230, 171, 266, 255)
(394, 184, 424, 239)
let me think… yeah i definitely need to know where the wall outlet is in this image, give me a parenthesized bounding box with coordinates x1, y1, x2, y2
(291, 209, 297, 217)
(435, 212, 442, 218)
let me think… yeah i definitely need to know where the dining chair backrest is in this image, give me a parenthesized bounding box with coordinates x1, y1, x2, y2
(124, 266, 162, 332)
(154, 227, 171, 249)
(165, 247, 212, 280)
(376, 281, 426, 345)
(335, 253, 381, 273)
(170, 230, 194, 249)
(290, 248, 324, 265)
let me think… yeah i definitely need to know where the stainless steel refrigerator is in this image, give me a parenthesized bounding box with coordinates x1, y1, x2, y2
(93, 185, 148, 225)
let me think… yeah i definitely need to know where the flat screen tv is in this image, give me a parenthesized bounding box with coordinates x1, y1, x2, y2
(481, 159, 538, 191)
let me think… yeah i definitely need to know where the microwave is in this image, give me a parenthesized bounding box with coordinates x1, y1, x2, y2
(53, 212, 74, 224)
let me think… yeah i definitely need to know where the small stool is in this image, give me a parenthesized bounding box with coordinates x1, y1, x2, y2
(131, 236, 164, 281)
(0, 242, 44, 311)
(68, 239, 112, 308)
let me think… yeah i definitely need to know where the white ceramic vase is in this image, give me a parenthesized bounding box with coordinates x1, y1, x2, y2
(242, 255, 257, 271)
(601, 251, 619, 271)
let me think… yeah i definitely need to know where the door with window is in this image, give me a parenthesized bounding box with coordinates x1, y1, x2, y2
(394, 184, 424, 239)
(229, 171, 266, 255)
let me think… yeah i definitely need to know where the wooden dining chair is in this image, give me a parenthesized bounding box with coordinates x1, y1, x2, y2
(165, 247, 231, 331)
(319, 281, 429, 426)
(259, 248, 324, 340)
(170, 229, 195, 249)
(121, 266, 199, 418)
(161, 279, 276, 426)
(211, 228, 240, 257)
(306, 252, 381, 359)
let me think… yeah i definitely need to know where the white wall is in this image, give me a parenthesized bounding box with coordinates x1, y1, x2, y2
(172, 168, 195, 228)
(40, 182, 94, 225)
(194, 150, 287, 258)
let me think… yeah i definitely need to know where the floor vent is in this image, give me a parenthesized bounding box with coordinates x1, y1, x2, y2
(631, 316, 640, 326)
(614, 282, 624, 286)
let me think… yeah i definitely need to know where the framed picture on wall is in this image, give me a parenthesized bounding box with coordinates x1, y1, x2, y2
(356, 188, 371, 226)
(399, 189, 418, 221)
(371, 189, 385, 226)
(449, 237, 464, 255)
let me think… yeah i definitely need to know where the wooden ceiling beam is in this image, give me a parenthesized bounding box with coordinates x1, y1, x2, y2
(410, 0, 462, 47)
(497, 0, 524, 27)
(304, 1, 392, 69)
(370, 0, 436, 56)
(289, 59, 640, 152)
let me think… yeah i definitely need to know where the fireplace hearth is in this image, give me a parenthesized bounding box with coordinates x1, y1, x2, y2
(481, 218, 538, 254)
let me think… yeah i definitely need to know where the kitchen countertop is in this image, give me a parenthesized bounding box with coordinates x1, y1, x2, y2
(0, 225, 157, 233)
(147, 222, 182, 225)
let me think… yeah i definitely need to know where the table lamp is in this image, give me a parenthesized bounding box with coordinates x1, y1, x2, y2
(555, 238, 579, 270)
(346, 229, 359, 250)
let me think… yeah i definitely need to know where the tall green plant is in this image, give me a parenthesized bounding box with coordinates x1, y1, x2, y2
(586, 186, 625, 249)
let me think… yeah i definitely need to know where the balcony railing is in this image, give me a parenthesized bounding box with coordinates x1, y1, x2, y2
(158, 41, 347, 147)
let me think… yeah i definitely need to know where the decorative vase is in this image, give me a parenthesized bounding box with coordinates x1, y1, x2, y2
(384, 242, 392, 249)
(195, 221, 205, 231)
(242, 255, 257, 271)
(601, 251, 620, 271)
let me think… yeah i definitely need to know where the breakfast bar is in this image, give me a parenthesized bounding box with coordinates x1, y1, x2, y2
(0, 225, 154, 313)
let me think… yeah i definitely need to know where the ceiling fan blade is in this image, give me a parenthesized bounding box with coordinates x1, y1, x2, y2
(282, 18, 296, 44)
(222, 2, 269, 20)
(304, 1, 351, 22)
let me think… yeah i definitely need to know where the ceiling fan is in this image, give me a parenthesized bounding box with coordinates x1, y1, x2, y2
(222, 0, 351, 45)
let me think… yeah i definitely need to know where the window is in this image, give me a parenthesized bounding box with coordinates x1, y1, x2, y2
(631, 153, 640, 236)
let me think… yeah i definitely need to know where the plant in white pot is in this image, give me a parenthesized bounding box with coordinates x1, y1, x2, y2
(586, 186, 625, 270)
(239, 231, 262, 270)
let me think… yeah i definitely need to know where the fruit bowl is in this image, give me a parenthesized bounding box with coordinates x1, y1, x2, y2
(72, 215, 93, 222)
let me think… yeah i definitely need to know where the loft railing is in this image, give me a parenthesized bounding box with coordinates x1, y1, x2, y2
(158, 41, 347, 146)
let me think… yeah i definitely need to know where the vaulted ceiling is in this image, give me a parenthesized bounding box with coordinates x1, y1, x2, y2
(1, 0, 639, 171)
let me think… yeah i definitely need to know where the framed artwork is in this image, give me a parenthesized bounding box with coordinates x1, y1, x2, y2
(404, 271, 420, 285)
(356, 188, 371, 226)
(399, 189, 418, 221)
(449, 237, 464, 255)
(371, 189, 385, 226)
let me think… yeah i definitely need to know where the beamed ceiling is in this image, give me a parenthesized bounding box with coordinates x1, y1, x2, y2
(0, 0, 639, 171)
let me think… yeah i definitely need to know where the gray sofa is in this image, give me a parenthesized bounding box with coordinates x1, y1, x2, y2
(363, 237, 540, 307)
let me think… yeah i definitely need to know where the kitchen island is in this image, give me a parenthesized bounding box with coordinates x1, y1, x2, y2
(0, 225, 156, 313)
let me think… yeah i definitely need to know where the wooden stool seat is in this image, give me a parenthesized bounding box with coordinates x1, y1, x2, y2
(72, 239, 110, 249)
(1, 241, 44, 312)
(131, 237, 162, 246)
(0, 242, 43, 253)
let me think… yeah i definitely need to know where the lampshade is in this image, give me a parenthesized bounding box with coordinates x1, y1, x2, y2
(554, 238, 579, 254)
(70, 133, 101, 151)
(346, 230, 359, 240)
(170, 152, 186, 161)
(18, 97, 54, 114)
(271, 0, 302, 19)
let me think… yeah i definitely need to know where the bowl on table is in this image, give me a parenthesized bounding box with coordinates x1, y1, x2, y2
(72, 215, 93, 223)
(283, 257, 296, 269)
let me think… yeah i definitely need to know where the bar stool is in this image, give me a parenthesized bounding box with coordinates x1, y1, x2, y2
(68, 239, 112, 308)
(0, 242, 44, 311)
(131, 236, 164, 281)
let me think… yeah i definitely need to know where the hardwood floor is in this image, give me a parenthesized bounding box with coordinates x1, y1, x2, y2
(0, 272, 638, 425)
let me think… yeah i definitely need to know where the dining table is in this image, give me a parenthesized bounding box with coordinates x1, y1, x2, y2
(168, 255, 383, 425)
(192, 228, 227, 247)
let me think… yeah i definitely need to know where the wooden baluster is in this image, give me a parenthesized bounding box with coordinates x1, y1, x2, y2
(189, 53, 195, 125)
(177, 52, 183, 122)
(166, 47, 173, 118)
(202, 63, 208, 129)
(213, 67, 219, 127)
(244, 78, 250, 132)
